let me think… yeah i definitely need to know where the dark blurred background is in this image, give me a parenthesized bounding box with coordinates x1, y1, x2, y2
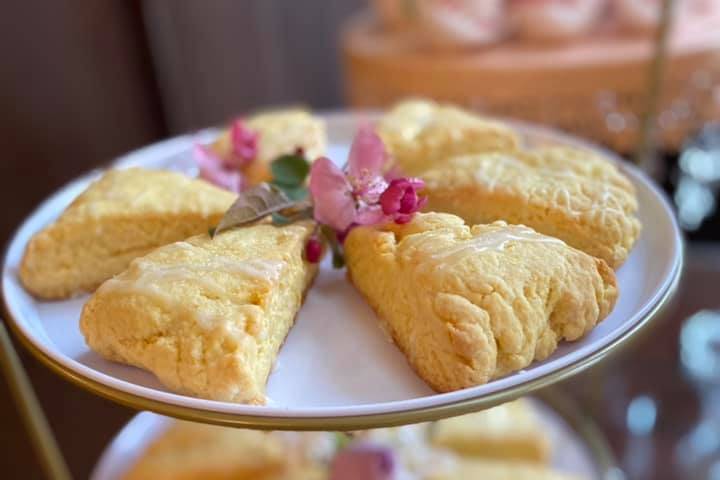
(1, 1, 719, 479)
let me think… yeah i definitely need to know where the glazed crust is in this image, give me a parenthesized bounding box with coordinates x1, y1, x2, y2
(422, 147, 641, 268)
(345, 213, 617, 393)
(80, 222, 317, 404)
(19, 168, 237, 299)
(378, 99, 521, 176)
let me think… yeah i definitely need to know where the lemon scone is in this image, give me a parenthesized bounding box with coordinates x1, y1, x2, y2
(123, 421, 332, 480)
(19, 168, 236, 299)
(377, 99, 520, 176)
(80, 221, 317, 404)
(427, 459, 584, 480)
(344, 213, 617, 392)
(422, 147, 641, 268)
(211, 109, 326, 185)
(432, 399, 550, 463)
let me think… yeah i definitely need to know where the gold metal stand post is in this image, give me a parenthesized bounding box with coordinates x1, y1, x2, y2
(0, 319, 71, 480)
(635, 0, 677, 171)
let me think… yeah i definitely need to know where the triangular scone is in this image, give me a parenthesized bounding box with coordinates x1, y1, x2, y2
(19, 168, 236, 299)
(431, 399, 549, 463)
(345, 213, 617, 393)
(427, 459, 583, 480)
(422, 148, 642, 268)
(80, 221, 317, 404)
(377, 100, 520, 176)
(122, 421, 331, 480)
(211, 109, 326, 185)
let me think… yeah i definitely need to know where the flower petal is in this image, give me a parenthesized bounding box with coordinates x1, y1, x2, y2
(355, 204, 387, 225)
(309, 157, 356, 231)
(348, 125, 388, 180)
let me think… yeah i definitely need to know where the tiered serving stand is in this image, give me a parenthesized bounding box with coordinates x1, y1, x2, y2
(1, 111, 683, 480)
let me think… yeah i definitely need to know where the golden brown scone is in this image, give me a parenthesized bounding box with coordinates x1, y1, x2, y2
(432, 399, 550, 463)
(211, 109, 326, 185)
(344, 213, 617, 392)
(20, 168, 236, 299)
(123, 421, 331, 480)
(377, 99, 520, 176)
(427, 459, 584, 480)
(422, 148, 641, 268)
(80, 221, 317, 404)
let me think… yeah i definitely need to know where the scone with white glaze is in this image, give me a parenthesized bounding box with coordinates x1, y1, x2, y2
(122, 421, 332, 480)
(344, 213, 617, 393)
(211, 109, 326, 185)
(20, 168, 236, 299)
(422, 147, 641, 268)
(80, 221, 317, 404)
(377, 99, 520, 176)
(432, 399, 550, 463)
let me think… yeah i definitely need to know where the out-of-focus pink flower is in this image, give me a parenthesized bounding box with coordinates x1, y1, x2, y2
(380, 178, 427, 224)
(304, 236, 324, 263)
(227, 119, 259, 168)
(194, 144, 244, 193)
(329, 445, 396, 480)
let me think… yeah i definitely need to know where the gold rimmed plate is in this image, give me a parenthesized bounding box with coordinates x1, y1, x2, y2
(1, 112, 682, 430)
(90, 390, 621, 480)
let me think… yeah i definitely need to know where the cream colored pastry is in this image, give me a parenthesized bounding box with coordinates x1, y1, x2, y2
(122, 421, 331, 480)
(432, 399, 550, 463)
(211, 109, 326, 185)
(422, 147, 641, 268)
(377, 99, 520, 176)
(345, 213, 617, 393)
(19, 168, 236, 299)
(80, 221, 317, 404)
(427, 459, 584, 480)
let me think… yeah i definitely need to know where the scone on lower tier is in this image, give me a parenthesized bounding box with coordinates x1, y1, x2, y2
(427, 459, 584, 480)
(377, 99, 520, 176)
(432, 399, 550, 463)
(123, 421, 331, 480)
(19, 168, 236, 299)
(344, 213, 617, 393)
(80, 221, 317, 404)
(422, 147, 642, 268)
(211, 109, 326, 185)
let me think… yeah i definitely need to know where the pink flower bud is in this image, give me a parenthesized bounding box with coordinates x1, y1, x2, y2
(228, 119, 259, 168)
(305, 237, 323, 263)
(379, 177, 427, 223)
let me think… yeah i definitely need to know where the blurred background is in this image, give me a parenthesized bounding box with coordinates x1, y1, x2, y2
(1, 0, 719, 478)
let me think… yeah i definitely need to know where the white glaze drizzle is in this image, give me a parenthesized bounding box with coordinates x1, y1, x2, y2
(430, 226, 564, 263)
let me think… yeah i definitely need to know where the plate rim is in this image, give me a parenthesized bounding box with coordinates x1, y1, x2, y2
(1, 111, 684, 430)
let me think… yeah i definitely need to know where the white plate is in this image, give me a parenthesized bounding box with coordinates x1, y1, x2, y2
(90, 395, 619, 480)
(1, 112, 683, 429)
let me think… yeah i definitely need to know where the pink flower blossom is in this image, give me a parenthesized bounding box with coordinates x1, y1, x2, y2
(379, 178, 427, 224)
(309, 126, 390, 231)
(329, 445, 396, 480)
(194, 144, 244, 193)
(227, 119, 259, 168)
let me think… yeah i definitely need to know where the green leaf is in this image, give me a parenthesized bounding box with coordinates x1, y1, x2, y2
(271, 153, 310, 187)
(213, 183, 297, 236)
(208, 226, 217, 237)
(278, 185, 308, 201)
